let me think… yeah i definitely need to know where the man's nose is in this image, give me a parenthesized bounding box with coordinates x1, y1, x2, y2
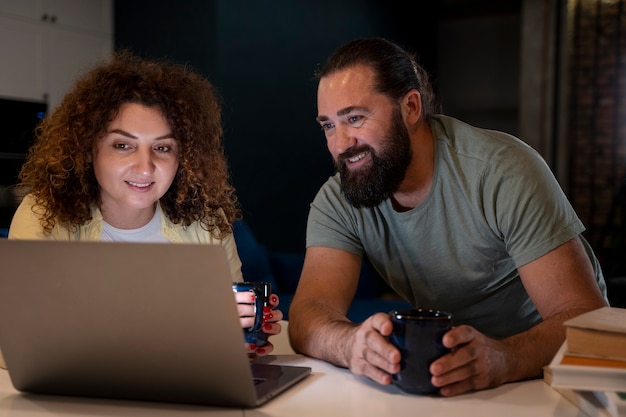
(332, 125, 357, 155)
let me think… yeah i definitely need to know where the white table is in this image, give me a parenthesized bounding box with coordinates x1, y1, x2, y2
(0, 353, 584, 417)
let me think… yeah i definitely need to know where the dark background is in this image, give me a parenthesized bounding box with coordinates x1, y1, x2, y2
(114, 0, 520, 253)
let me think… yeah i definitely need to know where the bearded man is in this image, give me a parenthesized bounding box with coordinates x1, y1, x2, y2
(288, 37, 608, 397)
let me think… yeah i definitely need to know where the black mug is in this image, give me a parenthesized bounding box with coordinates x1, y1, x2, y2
(389, 309, 452, 394)
(232, 281, 271, 347)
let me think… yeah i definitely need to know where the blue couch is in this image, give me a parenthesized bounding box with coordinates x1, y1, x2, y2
(232, 221, 411, 322)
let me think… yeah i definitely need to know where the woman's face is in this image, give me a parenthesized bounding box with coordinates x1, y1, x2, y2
(93, 103, 179, 229)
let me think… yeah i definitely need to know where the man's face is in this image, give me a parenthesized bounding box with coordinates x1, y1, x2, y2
(316, 65, 412, 207)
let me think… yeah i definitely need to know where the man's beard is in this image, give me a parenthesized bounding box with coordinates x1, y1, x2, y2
(336, 110, 412, 208)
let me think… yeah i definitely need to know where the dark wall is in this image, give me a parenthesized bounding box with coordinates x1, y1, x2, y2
(115, 0, 439, 252)
(114, 2, 217, 75)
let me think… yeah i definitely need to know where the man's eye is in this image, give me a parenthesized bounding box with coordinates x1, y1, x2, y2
(321, 122, 334, 131)
(348, 115, 363, 124)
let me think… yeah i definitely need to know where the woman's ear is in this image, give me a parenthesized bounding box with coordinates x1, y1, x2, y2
(401, 89, 422, 124)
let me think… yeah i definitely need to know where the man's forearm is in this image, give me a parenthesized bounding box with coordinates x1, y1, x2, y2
(289, 298, 358, 367)
(501, 307, 603, 383)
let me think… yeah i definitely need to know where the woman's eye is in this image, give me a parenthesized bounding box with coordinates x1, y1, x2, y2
(113, 143, 129, 150)
(155, 144, 172, 153)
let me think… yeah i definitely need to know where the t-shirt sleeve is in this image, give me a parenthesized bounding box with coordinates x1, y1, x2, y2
(481, 145, 585, 268)
(306, 175, 365, 257)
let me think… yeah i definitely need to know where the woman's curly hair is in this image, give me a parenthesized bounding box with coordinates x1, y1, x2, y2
(17, 50, 240, 237)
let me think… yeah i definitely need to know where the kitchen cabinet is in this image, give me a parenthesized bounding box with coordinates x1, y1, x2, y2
(0, 0, 112, 229)
(0, 0, 112, 109)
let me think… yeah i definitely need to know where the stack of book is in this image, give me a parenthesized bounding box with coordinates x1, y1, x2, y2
(545, 306, 626, 416)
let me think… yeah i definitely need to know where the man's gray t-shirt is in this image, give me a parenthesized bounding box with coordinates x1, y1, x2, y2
(307, 115, 605, 339)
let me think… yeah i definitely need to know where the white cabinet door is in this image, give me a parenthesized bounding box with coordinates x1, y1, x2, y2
(0, 0, 112, 106)
(47, 27, 111, 109)
(0, 17, 47, 102)
(0, 0, 46, 22)
(0, 0, 111, 34)
(47, 0, 112, 34)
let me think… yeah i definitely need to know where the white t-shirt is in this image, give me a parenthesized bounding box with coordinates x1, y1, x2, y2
(101, 205, 169, 242)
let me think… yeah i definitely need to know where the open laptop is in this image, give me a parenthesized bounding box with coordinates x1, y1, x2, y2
(0, 239, 311, 408)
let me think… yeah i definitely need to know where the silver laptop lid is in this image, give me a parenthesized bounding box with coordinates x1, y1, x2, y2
(0, 239, 309, 407)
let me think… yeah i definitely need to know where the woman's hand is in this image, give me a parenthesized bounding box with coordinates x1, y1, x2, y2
(234, 291, 283, 356)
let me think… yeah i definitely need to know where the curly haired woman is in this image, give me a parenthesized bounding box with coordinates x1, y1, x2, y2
(8, 51, 283, 356)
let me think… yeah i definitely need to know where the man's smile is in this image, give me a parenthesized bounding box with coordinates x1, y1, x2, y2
(347, 151, 368, 164)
